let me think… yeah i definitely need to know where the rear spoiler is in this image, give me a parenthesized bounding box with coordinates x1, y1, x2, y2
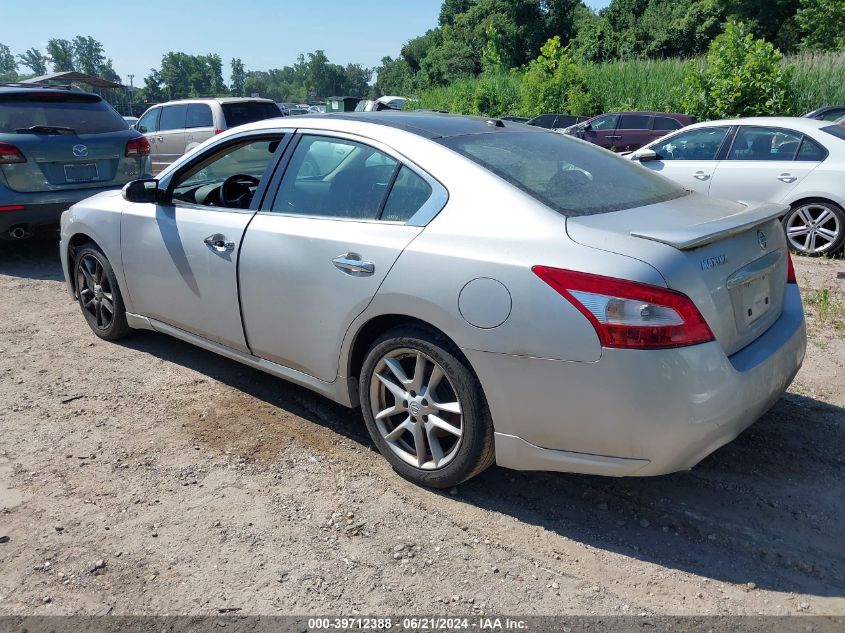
(630, 202, 789, 250)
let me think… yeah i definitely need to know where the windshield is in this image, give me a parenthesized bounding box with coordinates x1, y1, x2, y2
(0, 93, 128, 134)
(439, 130, 687, 216)
(221, 101, 282, 128)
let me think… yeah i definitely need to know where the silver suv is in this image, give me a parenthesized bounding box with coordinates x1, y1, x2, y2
(135, 98, 281, 174)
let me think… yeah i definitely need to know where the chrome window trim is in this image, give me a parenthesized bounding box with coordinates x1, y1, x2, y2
(256, 127, 449, 227)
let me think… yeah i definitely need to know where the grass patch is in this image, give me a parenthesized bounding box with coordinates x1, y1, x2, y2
(804, 287, 845, 333)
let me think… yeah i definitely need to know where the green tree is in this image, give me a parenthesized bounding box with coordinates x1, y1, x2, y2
(374, 57, 415, 97)
(230, 58, 246, 96)
(519, 36, 595, 116)
(343, 63, 372, 97)
(796, 0, 845, 51)
(0, 43, 17, 81)
(717, 0, 801, 51)
(680, 20, 796, 119)
(143, 69, 164, 103)
(17, 48, 48, 75)
(72, 35, 106, 75)
(46, 39, 75, 72)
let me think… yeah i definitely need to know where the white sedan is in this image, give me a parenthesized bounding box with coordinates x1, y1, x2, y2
(629, 117, 845, 256)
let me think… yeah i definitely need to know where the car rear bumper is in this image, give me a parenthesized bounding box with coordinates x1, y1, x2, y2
(467, 284, 806, 477)
(0, 185, 125, 237)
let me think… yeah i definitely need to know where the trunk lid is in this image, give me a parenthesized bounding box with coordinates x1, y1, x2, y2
(567, 193, 790, 356)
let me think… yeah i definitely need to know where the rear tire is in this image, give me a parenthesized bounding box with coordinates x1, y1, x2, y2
(782, 200, 845, 257)
(73, 243, 132, 341)
(359, 325, 495, 488)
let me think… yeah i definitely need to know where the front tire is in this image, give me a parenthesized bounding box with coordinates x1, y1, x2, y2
(783, 200, 845, 257)
(359, 326, 494, 488)
(73, 243, 132, 341)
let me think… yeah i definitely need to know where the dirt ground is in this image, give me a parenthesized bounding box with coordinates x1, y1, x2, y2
(0, 237, 843, 617)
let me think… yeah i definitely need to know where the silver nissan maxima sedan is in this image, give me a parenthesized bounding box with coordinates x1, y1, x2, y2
(60, 112, 806, 488)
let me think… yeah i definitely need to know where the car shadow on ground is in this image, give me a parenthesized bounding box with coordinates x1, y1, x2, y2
(120, 328, 845, 600)
(4, 237, 844, 599)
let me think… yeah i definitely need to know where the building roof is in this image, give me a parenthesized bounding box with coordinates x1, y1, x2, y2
(22, 71, 124, 90)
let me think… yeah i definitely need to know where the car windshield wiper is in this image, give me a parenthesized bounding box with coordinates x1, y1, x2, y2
(15, 125, 77, 135)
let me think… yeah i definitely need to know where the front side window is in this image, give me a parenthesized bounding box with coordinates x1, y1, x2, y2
(159, 105, 187, 131)
(137, 108, 160, 134)
(589, 115, 618, 130)
(729, 127, 803, 161)
(440, 130, 686, 216)
(271, 135, 399, 219)
(170, 136, 283, 208)
(185, 104, 213, 129)
(617, 114, 651, 130)
(651, 127, 730, 161)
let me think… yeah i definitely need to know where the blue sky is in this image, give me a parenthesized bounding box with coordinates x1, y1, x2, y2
(2, 0, 612, 85)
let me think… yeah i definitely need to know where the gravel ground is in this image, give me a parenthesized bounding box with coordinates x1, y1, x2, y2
(0, 237, 843, 616)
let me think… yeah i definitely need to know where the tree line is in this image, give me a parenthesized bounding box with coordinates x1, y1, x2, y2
(374, 0, 845, 97)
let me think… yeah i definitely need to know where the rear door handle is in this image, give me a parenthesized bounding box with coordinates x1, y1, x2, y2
(605, 135, 622, 139)
(204, 234, 235, 252)
(333, 253, 374, 276)
(694, 171, 711, 181)
(778, 173, 797, 183)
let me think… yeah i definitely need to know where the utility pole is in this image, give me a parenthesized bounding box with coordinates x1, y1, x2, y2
(127, 74, 135, 116)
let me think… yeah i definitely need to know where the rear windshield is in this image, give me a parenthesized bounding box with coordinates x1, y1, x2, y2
(439, 130, 687, 216)
(221, 101, 282, 128)
(0, 93, 128, 134)
(821, 124, 845, 141)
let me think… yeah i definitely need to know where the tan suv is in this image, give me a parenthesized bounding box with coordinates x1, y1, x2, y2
(135, 98, 281, 174)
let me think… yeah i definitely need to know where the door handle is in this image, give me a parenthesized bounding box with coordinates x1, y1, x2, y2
(778, 173, 797, 183)
(694, 171, 711, 181)
(605, 135, 622, 139)
(157, 136, 164, 142)
(332, 253, 374, 276)
(204, 234, 235, 253)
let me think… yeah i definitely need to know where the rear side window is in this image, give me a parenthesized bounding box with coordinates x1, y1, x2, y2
(0, 93, 128, 134)
(221, 101, 282, 128)
(618, 115, 651, 129)
(729, 127, 804, 161)
(159, 105, 187, 131)
(186, 104, 213, 129)
(652, 116, 682, 131)
(797, 136, 826, 161)
(381, 167, 432, 222)
(440, 130, 686, 216)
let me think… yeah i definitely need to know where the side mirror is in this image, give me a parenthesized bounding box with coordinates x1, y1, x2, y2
(632, 148, 658, 162)
(123, 179, 160, 204)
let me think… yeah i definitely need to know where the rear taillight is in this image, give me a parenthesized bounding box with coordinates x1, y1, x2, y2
(533, 266, 715, 350)
(125, 136, 151, 157)
(786, 251, 797, 284)
(0, 142, 27, 164)
(0, 205, 25, 212)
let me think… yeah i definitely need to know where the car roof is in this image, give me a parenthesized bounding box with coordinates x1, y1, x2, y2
(155, 97, 276, 106)
(686, 116, 835, 131)
(594, 111, 689, 117)
(243, 111, 544, 140)
(0, 83, 99, 98)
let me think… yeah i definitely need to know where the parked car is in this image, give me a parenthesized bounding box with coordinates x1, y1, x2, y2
(803, 105, 845, 122)
(356, 96, 408, 112)
(60, 112, 805, 488)
(0, 83, 150, 240)
(123, 115, 139, 127)
(308, 104, 326, 114)
(629, 117, 845, 256)
(500, 116, 529, 124)
(136, 98, 281, 174)
(564, 112, 693, 152)
(527, 113, 589, 130)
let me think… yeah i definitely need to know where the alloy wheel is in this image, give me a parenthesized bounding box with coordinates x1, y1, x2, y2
(786, 203, 842, 255)
(76, 253, 115, 330)
(368, 348, 463, 470)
